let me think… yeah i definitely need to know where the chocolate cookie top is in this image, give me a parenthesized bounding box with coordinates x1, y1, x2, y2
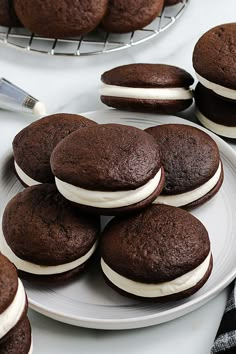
(0, 254, 18, 314)
(0, 0, 21, 27)
(51, 124, 162, 191)
(145, 124, 220, 195)
(2, 184, 100, 266)
(14, 0, 108, 38)
(101, 205, 210, 283)
(13, 113, 97, 183)
(195, 83, 236, 126)
(193, 23, 236, 89)
(0, 317, 31, 354)
(102, 0, 164, 33)
(102, 64, 194, 88)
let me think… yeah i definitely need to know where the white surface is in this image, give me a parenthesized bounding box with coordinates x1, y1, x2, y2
(0, 0, 235, 351)
(101, 253, 211, 298)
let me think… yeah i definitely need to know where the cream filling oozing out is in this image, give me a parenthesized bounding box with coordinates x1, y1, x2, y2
(0, 279, 26, 338)
(100, 83, 193, 100)
(14, 161, 41, 187)
(196, 109, 236, 138)
(196, 73, 236, 100)
(154, 162, 222, 207)
(55, 168, 162, 208)
(101, 253, 211, 298)
(0, 229, 97, 275)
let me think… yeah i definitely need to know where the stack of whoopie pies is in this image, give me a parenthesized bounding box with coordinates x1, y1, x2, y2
(0, 0, 170, 38)
(0, 253, 32, 354)
(0, 107, 223, 302)
(193, 23, 236, 138)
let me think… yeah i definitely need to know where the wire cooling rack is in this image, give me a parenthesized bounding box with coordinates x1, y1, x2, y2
(0, 1, 190, 56)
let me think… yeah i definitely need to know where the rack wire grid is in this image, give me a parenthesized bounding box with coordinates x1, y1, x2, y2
(0, 1, 190, 56)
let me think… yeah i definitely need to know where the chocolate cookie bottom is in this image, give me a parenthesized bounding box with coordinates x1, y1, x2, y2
(101, 96, 193, 114)
(0, 317, 31, 354)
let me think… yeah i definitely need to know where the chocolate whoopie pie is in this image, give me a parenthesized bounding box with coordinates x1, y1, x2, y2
(0, 254, 27, 343)
(1, 184, 100, 282)
(195, 83, 236, 138)
(0, 317, 32, 354)
(102, 0, 164, 33)
(14, 0, 108, 38)
(0, 0, 21, 27)
(100, 64, 194, 114)
(51, 124, 165, 215)
(101, 205, 213, 301)
(193, 23, 236, 101)
(13, 113, 97, 187)
(145, 124, 223, 208)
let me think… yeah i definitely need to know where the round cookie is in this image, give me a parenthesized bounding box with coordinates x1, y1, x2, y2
(1, 184, 100, 281)
(195, 83, 236, 138)
(0, 0, 21, 27)
(101, 205, 213, 301)
(13, 113, 97, 186)
(51, 124, 165, 215)
(14, 0, 108, 38)
(102, 0, 164, 33)
(100, 64, 194, 114)
(0, 254, 27, 343)
(145, 124, 223, 208)
(193, 23, 236, 100)
(0, 317, 32, 354)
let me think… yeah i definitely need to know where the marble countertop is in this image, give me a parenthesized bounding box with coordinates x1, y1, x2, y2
(0, 0, 235, 353)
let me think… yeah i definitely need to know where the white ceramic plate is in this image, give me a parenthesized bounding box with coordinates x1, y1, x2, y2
(1, 109, 236, 330)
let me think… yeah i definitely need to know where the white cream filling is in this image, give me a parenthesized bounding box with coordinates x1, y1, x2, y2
(196, 73, 236, 100)
(0, 280, 26, 339)
(33, 101, 47, 116)
(55, 168, 162, 209)
(101, 253, 211, 298)
(14, 161, 41, 187)
(100, 83, 193, 100)
(196, 109, 236, 138)
(154, 162, 221, 207)
(0, 229, 97, 275)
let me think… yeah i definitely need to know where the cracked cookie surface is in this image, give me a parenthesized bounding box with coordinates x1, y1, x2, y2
(14, 0, 108, 38)
(2, 184, 100, 266)
(193, 23, 236, 89)
(145, 124, 220, 195)
(101, 204, 210, 283)
(13, 113, 97, 184)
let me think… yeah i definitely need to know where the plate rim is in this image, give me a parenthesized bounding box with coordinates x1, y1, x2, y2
(2, 109, 236, 330)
